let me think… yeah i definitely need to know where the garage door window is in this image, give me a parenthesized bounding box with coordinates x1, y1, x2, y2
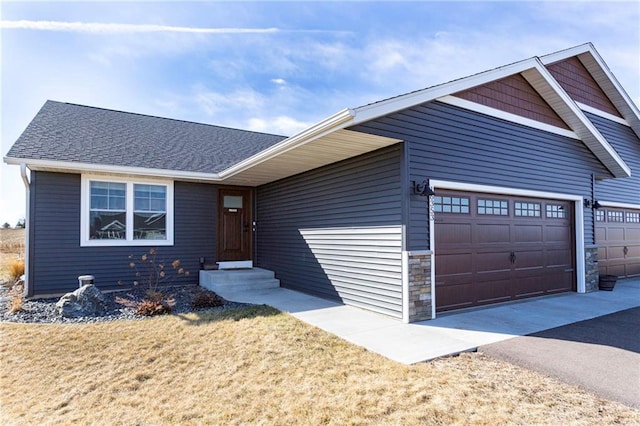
(478, 199, 508, 215)
(546, 204, 566, 218)
(626, 212, 640, 223)
(607, 211, 624, 222)
(595, 210, 605, 222)
(515, 202, 541, 217)
(433, 196, 470, 213)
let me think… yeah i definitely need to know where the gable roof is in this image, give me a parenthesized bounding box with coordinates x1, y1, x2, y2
(6, 100, 287, 174)
(347, 44, 632, 178)
(540, 43, 640, 141)
(5, 44, 638, 184)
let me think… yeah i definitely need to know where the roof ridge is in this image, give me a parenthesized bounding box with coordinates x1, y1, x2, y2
(45, 100, 287, 138)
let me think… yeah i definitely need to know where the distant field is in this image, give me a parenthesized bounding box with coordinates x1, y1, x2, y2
(0, 228, 25, 282)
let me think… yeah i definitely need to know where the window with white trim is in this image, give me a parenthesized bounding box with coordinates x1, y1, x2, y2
(81, 176, 174, 246)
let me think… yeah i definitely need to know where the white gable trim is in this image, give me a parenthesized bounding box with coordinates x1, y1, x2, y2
(577, 102, 630, 127)
(349, 55, 630, 178)
(540, 43, 640, 140)
(521, 61, 630, 178)
(438, 95, 580, 139)
(352, 58, 540, 125)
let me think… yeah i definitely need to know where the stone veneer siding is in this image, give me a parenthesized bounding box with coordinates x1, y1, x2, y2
(585, 245, 599, 293)
(407, 251, 433, 322)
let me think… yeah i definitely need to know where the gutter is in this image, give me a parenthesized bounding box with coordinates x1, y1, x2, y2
(1, 164, 30, 303)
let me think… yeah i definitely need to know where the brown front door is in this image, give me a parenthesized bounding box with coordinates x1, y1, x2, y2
(218, 187, 253, 261)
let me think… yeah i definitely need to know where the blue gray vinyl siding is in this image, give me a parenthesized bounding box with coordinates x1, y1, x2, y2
(256, 146, 403, 318)
(28, 171, 217, 296)
(350, 101, 611, 248)
(587, 112, 640, 205)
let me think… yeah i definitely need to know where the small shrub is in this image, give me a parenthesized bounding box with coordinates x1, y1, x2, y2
(9, 259, 25, 282)
(7, 280, 25, 314)
(136, 300, 172, 316)
(191, 292, 225, 309)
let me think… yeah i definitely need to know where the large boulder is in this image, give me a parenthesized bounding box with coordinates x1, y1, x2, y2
(56, 284, 107, 318)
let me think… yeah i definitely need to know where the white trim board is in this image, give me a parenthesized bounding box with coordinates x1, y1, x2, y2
(428, 180, 587, 320)
(80, 174, 175, 247)
(438, 95, 580, 139)
(598, 201, 640, 210)
(577, 102, 629, 127)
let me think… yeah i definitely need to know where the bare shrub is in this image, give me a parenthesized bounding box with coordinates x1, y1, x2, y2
(191, 292, 225, 309)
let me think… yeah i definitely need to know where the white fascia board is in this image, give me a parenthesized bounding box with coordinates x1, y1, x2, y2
(352, 58, 541, 125)
(438, 95, 580, 139)
(3, 157, 224, 182)
(538, 43, 592, 65)
(522, 61, 631, 178)
(219, 108, 355, 178)
(577, 102, 630, 126)
(429, 179, 583, 201)
(598, 201, 640, 210)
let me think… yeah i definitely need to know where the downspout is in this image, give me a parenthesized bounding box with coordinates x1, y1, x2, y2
(1, 164, 31, 302)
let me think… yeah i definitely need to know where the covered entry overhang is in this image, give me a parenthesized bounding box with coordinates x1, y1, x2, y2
(7, 116, 402, 187)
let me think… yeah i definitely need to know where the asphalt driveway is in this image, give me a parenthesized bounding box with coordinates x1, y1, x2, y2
(480, 307, 640, 409)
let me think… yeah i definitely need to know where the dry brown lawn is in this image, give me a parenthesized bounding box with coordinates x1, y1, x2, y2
(0, 228, 25, 282)
(1, 305, 638, 425)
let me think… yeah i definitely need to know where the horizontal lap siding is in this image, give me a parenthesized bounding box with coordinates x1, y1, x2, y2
(587, 113, 640, 205)
(350, 101, 610, 249)
(29, 172, 217, 296)
(257, 146, 403, 318)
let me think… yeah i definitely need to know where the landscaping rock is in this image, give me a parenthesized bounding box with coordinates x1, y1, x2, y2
(55, 284, 107, 317)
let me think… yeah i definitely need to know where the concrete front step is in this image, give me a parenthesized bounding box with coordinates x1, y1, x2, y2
(199, 268, 280, 294)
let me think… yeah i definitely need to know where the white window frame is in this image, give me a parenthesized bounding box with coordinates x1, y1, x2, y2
(81, 175, 174, 247)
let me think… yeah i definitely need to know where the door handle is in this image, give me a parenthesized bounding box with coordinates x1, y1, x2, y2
(509, 251, 516, 264)
(623, 246, 629, 256)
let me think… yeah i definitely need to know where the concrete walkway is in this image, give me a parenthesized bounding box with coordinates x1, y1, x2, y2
(214, 278, 640, 364)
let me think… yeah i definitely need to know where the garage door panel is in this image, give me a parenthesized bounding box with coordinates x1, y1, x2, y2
(476, 224, 511, 244)
(436, 283, 476, 311)
(476, 251, 512, 272)
(626, 228, 640, 240)
(435, 223, 472, 245)
(514, 225, 543, 243)
(605, 227, 625, 241)
(437, 253, 473, 275)
(435, 190, 575, 312)
(513, 250, 544, 268)
(546, 248, 573, 267)
(545, 225, 572, 242)
(476, 279, 512, 304)
(512, 276, 545, 298)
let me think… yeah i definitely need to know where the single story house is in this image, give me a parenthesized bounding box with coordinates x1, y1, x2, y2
(4, 43, 639, 322)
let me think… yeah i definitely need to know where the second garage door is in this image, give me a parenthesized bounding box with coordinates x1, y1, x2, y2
(434, 190, 575, 312)
(595, 207, 640, 278)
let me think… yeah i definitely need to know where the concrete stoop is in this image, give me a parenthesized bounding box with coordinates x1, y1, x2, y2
(199, 268, 280, 296)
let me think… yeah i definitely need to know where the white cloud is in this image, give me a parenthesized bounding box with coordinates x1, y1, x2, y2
(0, 20, 281, 35)
(271, 78, 286, 85)
(193, 87, 266, 117)
(246, 116, 310, 136)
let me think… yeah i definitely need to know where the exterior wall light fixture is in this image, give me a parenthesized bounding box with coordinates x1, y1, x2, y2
(412, 180, 435, 197)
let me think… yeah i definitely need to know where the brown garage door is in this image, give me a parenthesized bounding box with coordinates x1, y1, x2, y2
(595, 208, 640, 278)
(435, 190, 575, 312)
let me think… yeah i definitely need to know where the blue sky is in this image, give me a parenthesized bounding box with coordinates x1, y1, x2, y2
(1, 1, 639, 225)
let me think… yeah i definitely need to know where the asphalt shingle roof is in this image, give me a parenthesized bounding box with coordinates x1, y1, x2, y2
(6, 101, 287, 173)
